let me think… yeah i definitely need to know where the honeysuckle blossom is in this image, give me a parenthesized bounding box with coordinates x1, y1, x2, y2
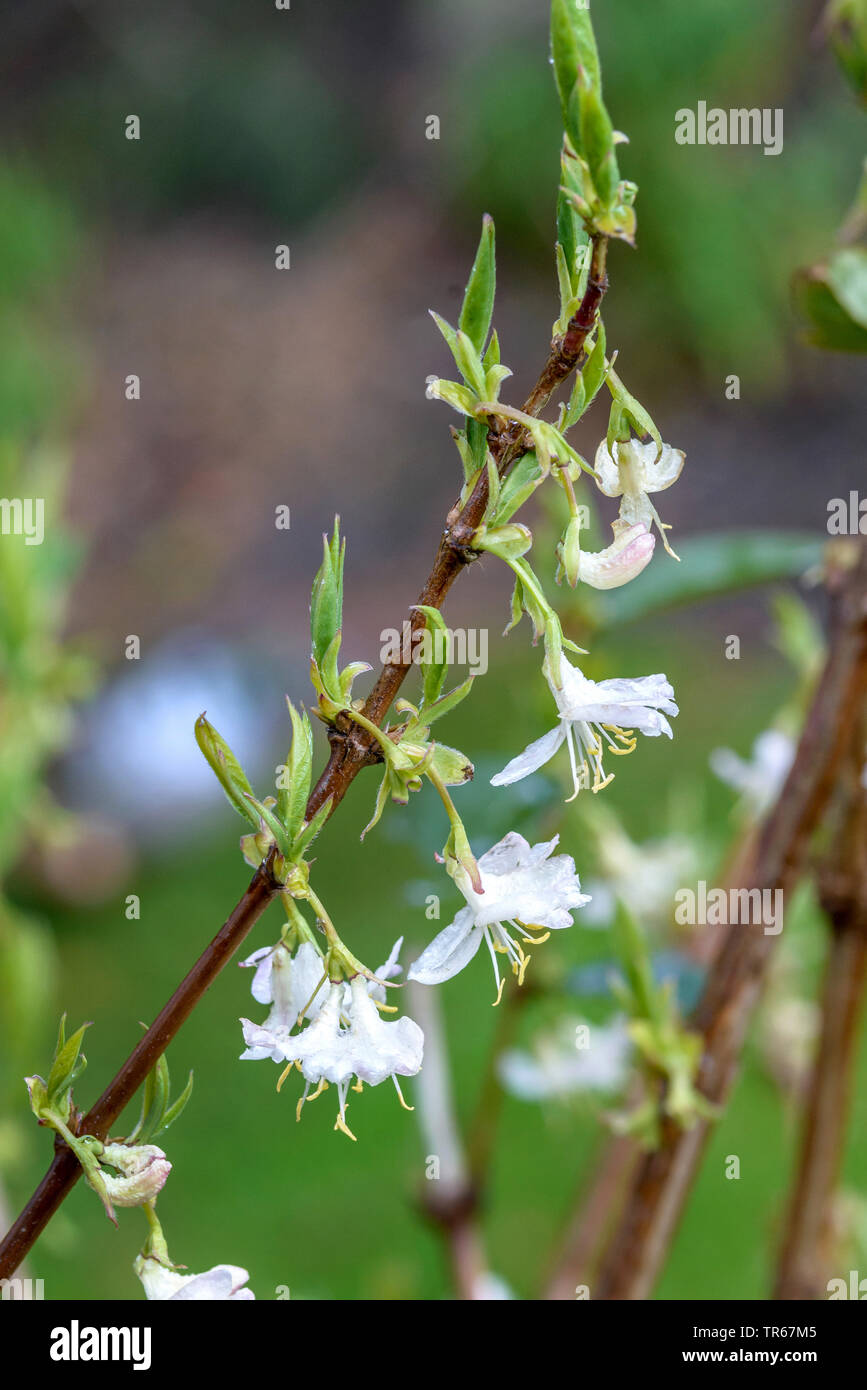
(594, 437, 685, 556)
(408, 832, 590, 1002)
(134, 1254, 255, 1301)
(581, 813, 697, 931)
(491, 658, 678, 800)
(498, 1017, 631, 1101)
(288, 975, 424, 1139)
(99, 1143, 172, 1208)
(710, 729, 795, 818)
(240, 937, 423, 1139)
(239, 940, 326, 1062)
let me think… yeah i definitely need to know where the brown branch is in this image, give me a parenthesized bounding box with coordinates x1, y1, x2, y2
(0, 239, 609, 1279)
(545, 1133, 638, 1300)
(773, 716, 867, 1299)
(592, 539, 867, 1301)
(544, 812, 762, 1298)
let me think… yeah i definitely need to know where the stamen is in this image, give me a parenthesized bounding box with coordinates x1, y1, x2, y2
(565, 724, 582, 803)
(392, 1076, 414, 1112)
(276, 1060, 295, 1093)
(334, 1113, 358, 1142)
(295, 1082, 311, 1122)
(483, 928, 504, 1004)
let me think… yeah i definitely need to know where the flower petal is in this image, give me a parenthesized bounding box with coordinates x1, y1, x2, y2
(490, 723, 565, 787)
(408, 907, 484, 984)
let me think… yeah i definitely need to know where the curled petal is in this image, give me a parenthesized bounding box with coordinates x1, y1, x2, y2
(574, 522, 655, 591)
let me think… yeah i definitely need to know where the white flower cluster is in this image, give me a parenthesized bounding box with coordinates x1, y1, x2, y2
(240, 938, 423, 1140)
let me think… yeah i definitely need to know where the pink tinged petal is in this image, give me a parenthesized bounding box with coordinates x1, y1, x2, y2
(490, 723, 566, 787)
(100, 1144, 172, 1207)
(239, 1016, 296, 1063)
(408, 907, 484, 984)
(576, 524, 655, 591)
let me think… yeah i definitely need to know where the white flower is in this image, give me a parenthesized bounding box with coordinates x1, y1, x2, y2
(498, 1017, 631, 1102)
(289, 974, 424, 1140)
(581, 816, 697, 930)
(491, 658, 678, 800)
(240, 936, 423, 1138)
(408, 832, 590, 1001)
(99, 1143, 172, 1208)
(135, 1254, 255, 1301)
(710, 729, 795, 817)
(594, 437, 685, 556)
(239, 940, 327, 1062)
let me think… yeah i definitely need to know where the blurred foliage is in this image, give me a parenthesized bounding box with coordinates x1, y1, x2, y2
(0, 165, 89, 1173)
(443, 0, 862, 387)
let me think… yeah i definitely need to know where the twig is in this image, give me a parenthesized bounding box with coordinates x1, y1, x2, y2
(544, 816, 762, 1298)
(773, 716, 867, 1299)
(545, 1133, 638, 1300)
(0, 242, 609, 1278)
(414, 976, 527, 1298)
(592, 539, 867, 1300)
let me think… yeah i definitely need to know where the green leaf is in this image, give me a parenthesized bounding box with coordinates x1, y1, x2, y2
(827, 248, 867, 329)
(555, 242, 576, 326)
(612, 900, 662, 1026)
(493, 452, 544, 525)
(320, 629, 343, 705)
(550, 0, 601, 120)
(591, 531, 825, 627)
(577, 76, 619, 207)
(156, 1068, 194, 1138)
(581, 321, 608, 403)
(458, 214, 496, 355)
(557, 188, 581, 289)
(310, 519, 345, 667)
(291, 795, 333, 859)
(414, 675, 475, 726)
(793, 259, 867, 353)
(465, 416, 489, 477)
(46, 1018, 90, 1112)
(244, 794, 292, 859)
(483, 329, 501, 370)
(195, 715, 260, 828)
(414, 605, 450, 706)
(128, 1053, 170, 1145)
(430, 313, 487, 398)
(279, 701, 314, 844)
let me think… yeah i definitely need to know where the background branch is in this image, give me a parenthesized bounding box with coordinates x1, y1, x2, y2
(773, 714, 867, 1299)
(592, 539, 867, 1300)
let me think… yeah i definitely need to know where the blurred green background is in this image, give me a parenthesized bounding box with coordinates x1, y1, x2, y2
(0, 0, 864, 1300)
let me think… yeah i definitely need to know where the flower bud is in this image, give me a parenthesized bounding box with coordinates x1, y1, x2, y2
(100, 1142, 172, 1207)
